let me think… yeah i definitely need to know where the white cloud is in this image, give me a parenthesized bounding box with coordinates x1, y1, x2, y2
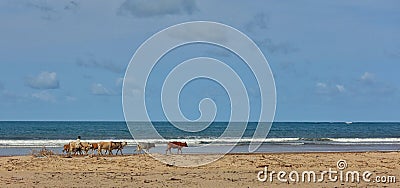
(76, 58, 124, 74)
(358, 72, 396, 96)
(91, 83, 114, 96)
(118, 0, 197, 18)
(115, 77, 124, 87)
(336, 84, 345, 93)
(316, 82, 327, 88)
(315, 82, 329, 94)
(32, 91, 56, 102)
(122, 76, 143, 97)
(316, 82, 346, 94)
(26, 71, 60, 89)
(360, 72, 375, 84)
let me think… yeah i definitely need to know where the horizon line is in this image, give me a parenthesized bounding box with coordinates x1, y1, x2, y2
(0, 120, 399, 123)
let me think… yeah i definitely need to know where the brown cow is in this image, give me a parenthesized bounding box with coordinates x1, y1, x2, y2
(166, 142, 188, 154)
(98, 142, 111, 155)
(90, 143, 99, 154)
(111, 142, 127, 155)
(62, 144, 70, 154)
(69, 141, 83, 155)
(67, 142, 92, 155)
(80, 142, 93, 155)
(98, 141, 128, 155)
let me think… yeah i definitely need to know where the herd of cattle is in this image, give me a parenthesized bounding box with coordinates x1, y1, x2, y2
(62, 141, 188, 156)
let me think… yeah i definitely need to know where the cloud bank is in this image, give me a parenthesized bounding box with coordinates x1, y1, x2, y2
(118, 0, 197, 17)
(91, 83, 114, 96)
(76, 58, 124, 74)
(32, 91, 56, 103)
(26, 71, 60, 90)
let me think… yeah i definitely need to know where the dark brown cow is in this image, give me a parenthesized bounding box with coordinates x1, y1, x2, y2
(165, 142, 188, 154)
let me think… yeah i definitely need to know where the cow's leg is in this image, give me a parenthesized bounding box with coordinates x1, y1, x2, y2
(107, 143, 112, 155)
(98, 145, 101, 155)
(69, 143, 73, 156)
(165, 147, 169, 155)
(73, 148, 77, 155)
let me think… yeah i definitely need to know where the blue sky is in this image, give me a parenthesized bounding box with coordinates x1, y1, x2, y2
(0, 0, 399, 121)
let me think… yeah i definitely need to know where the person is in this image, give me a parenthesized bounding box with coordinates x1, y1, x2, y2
(74, 136, 82, 154)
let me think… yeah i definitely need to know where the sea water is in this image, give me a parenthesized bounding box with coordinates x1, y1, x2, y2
(0, 121, 399, 156)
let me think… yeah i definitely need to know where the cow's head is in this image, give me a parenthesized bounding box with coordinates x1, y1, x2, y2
(122, 141, 128, 147)
(184, 142, 188, 147)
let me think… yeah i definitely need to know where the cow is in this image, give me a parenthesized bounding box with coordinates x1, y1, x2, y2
(67, 142, 92, 155)
(98, 141, 128, 155)
(111, 142, 127, 155)
(135, 143, 155, 154)
(69, 141, 83, 155)
(62, 144, 70, 154)
(90, 142, 99, 155)
(98, 142, 111, 155)
(165, 142, 188, 154)
(80, 142, 93, 155)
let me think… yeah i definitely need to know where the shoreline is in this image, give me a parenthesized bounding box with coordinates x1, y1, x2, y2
(1, 149, 400, 157)
(1, 151, 399, 187)
(1, 143, 399, 156)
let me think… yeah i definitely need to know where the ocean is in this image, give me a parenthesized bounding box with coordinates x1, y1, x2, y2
(0, 121, 399, 156)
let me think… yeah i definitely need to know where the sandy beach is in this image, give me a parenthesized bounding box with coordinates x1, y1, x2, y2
(0, 151, 398, 187)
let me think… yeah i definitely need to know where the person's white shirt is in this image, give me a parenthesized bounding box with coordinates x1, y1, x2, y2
(75, 138, 81, 147)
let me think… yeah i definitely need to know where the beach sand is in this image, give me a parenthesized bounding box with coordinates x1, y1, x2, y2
(0, 152, 398, 187)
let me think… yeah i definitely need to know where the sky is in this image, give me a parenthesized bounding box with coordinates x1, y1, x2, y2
(0, 0, 399, 122)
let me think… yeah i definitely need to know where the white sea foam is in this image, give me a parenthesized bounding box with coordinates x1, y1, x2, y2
(329, 138, 400, 142)
(0, 137, 399, 148)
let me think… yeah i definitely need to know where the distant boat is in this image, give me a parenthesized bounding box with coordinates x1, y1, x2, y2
(345, 122, 353, 124)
